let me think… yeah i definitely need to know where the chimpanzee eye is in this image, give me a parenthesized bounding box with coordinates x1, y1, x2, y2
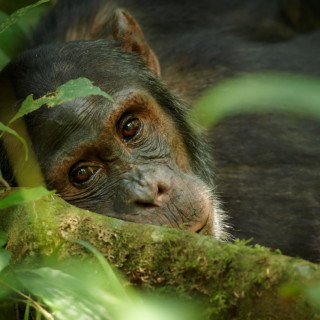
(121, 117, 142, 141)
(71, 166, 98, 185)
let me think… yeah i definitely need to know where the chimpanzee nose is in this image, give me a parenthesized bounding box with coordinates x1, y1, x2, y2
(120, 167, 172, 208)
(133, 181, 169, 207)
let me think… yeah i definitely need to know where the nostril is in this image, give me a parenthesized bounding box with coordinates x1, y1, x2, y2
(156, 182, 170, 204)
(157, 185, 165, 196)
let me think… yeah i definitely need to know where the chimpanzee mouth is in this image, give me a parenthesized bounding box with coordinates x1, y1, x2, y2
(196, 221, 208, 233)
(135, 202, 159, 209)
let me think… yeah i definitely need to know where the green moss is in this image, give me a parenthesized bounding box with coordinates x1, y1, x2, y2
(0, 193, 319, 319)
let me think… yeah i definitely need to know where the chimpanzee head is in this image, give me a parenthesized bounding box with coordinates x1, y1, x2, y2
(0, 9, 227, 238)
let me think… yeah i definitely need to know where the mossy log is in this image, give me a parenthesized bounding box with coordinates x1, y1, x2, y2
(0, 192, 319, 320)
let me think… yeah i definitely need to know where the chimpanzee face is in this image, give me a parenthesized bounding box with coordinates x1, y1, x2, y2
(23, 86, 215, 233)
(1, 9, 226, 239)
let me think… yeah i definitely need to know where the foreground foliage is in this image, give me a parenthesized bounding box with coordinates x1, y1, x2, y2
(0, 223, 198, 320)
(0, 192, 319, 320)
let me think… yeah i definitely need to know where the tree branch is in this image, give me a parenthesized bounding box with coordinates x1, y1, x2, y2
(0, 191, 319, 319)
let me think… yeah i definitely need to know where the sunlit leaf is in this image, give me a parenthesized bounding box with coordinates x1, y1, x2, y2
(0, 186, 54, 210)
(191, 73, 320, 129)
(0, 0, 49, 35)
(9, 78, 114, 124)
(17, 260, 198, 320)
(0, 121, 28, 159)
(18, 267, 119, 320)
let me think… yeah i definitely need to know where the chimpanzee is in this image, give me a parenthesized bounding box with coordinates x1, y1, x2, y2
(0, 0, 319, 262)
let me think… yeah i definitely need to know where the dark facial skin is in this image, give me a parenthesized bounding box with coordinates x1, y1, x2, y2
(37, 89, 214, 232)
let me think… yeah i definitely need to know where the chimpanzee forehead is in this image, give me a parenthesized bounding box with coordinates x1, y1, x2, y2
(10, 39, 188, 131)
(11, 40, 152, 101)
(10, 40, 165, 159)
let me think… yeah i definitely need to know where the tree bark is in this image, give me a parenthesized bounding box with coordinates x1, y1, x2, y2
(0, 192, 319, 320)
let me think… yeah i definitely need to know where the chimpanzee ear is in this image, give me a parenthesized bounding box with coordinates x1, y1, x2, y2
(111, 9, 161, 77)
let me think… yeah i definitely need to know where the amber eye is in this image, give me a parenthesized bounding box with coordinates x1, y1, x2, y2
(72, 166, 97, 184)
(122, 118, 142, 141)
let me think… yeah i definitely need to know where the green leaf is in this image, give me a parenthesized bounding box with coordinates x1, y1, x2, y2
(9, 78, 114, 124)
(0, 11, 8, 25)
(0, 10, 25, 61)
(24, 302, 30, 320)
(0, 248, 10, 272)
(17, 263, 197, 320)
(76, 240, 129, 300)
(0, 230, 7, 247)
(0, 3, 49, 64)
(74, 241, 199, 320)
(0, 187, 55, 210)
(18, 267, 120, 320)
(16, 5, 49, 37)
(304, 283, 320, 311)
(191, 72, 320, 129)
(0, 121, 28, 160)
(0, 49, 10, 70)
(0, 0, 49, 35)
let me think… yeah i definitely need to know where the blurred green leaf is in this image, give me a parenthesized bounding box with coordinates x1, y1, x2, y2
(0, 10, 25, 61)
(0, 186, 54, 210)
(0, 0, 49, 35)
(75, 241, 199, 320)
(0, 11, 7, 23)
(281, 280, 320, 312)
(0, 2, 49, 67)
(0, 240, 199, 320)
(0, 49, 10, 70)
(16, 5, 48, 36)
(0, 229, 7, 247)
(0, 248, 10, 272)
(304, 283, 320, 311)
(18, 267, 116, 320)
(0, 121, 28, 159)
(17, 260, 199, 320)
(10, 78, 114, 124)
(76, 240, 129, 301)
(24, 302, 31, 320)
(192, 73, 320, 129)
